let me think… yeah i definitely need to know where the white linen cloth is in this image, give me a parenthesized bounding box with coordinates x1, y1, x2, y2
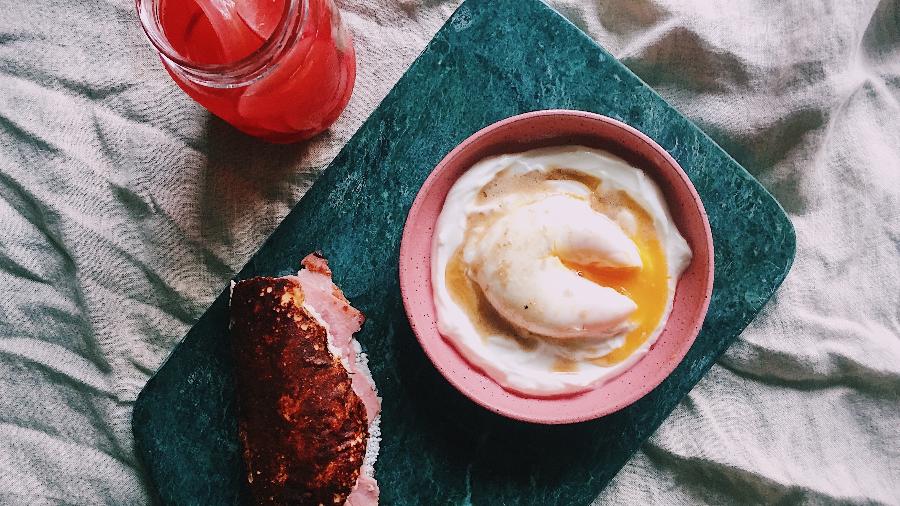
(0, 0, 897, 504)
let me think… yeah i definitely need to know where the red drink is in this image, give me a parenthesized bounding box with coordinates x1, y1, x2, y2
(138, 0, 355, 143)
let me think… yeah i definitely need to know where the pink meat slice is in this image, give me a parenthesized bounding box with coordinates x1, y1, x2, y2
(295, 254, 380, 422)
(345, 473, 379, 505)
(295, 253, 381, 505)
(296, 255, 364, 355)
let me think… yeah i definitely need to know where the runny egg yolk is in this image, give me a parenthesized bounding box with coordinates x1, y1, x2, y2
(562, 190, 669, 366)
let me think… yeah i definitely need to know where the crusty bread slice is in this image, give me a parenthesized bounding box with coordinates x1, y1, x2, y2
(230, 259, 380, 505)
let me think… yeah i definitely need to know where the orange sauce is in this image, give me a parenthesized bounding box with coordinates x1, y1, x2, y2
(445, 247, 538, 351)
(552, 357, 579, 372)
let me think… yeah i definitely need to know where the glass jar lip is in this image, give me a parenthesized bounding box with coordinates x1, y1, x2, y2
(135, 0, 306, 88)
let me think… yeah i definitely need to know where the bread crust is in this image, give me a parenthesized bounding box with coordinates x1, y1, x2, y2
(230, 276, 368, 505)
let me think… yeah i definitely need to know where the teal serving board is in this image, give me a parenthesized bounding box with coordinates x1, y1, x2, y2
(132, 0, 795, 504)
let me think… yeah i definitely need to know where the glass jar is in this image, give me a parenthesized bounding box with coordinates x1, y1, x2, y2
(137, 0, 355, 143)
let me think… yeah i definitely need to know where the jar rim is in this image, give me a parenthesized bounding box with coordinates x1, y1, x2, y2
(135, 0, 306, 88)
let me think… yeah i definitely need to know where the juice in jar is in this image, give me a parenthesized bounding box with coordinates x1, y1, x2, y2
(138, 0, 355, 143)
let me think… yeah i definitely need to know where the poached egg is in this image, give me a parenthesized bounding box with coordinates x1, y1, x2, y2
(432, 146, 692, 395)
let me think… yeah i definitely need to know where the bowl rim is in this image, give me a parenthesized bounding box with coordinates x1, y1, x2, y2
(399, 109, 714, 424)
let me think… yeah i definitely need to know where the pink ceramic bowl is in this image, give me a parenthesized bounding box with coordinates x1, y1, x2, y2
(399, 110, 713, 424)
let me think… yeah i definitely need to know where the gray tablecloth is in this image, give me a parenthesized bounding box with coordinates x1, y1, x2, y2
(0, 0, 898, 504)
